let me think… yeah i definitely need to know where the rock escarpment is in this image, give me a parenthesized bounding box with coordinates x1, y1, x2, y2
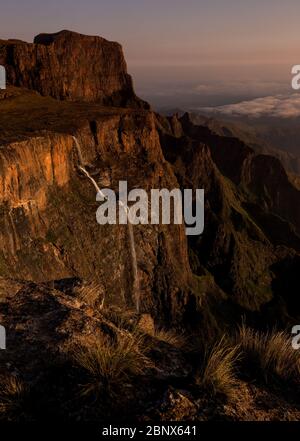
(0, 30, 148, 108)
(1, 31, 300, 329)
(0, 88, 195, 326)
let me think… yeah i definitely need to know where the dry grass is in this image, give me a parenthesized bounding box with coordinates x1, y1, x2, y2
(75, 281, 105, 308)
(73, 330, 152, 398)
(237, 324, 300, 384)
(102, 308, 136, 331)
(197, 338, 240, 401)
(0, 376, 27, 419)
(153, 328, 188, 350)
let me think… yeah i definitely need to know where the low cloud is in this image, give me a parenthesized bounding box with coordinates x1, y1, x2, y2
(199, 93, 300, 118)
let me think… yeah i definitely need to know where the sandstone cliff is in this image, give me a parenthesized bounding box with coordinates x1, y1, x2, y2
(0, 87, 196, 326)
(0, 30, 148, 108)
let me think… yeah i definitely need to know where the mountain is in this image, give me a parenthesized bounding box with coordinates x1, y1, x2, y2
(187, 112, 300, 175)
(0, 31, 300, 421)
(0, 30, 148, 108)
(157, 112, 300, 319)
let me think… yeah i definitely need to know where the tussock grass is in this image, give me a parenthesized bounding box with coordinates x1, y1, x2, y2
(73, 330, 152, 398)
(102, 308, 136, 331)
(196, 338, 240, 401)
(75, 281, 105, 308)
(153, 328, 188, 350)
(0, 376, 27, 419)
(237, 324, 300, 384)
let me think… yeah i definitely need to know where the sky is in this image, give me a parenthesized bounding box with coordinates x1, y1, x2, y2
(1, 0, 300, 108)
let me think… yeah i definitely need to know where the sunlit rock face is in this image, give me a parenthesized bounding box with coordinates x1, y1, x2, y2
(0, 88, 195, 326)
(0, 30, 148, 108)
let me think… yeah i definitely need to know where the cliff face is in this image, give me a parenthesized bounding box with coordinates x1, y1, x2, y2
(0, 30, 147, 108)
(179, 113, 300, 237)
(157, 113, 300, 323)
(1, 86, 300, 327)
(1, 31, 300, 330)
(0, 88, 195, 326)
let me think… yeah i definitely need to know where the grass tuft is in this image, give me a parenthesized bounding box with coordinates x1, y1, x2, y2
(196, 338, 240, 401)
(153, 328, 188, 350)
(0, 376, 28, 420)
(75, 281, 105, 308)
(237, 324, 300, 384)
(73, 330, 152, 398)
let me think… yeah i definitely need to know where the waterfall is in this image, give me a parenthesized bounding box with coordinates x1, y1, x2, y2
(72, 136, 140, 313)
(127, 221, 139, 312)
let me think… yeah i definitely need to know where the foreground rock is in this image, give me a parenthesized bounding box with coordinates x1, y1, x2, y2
(0, 278, 299, 421)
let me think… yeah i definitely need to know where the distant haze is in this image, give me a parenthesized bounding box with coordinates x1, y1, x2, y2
(1, 0, 299, 108)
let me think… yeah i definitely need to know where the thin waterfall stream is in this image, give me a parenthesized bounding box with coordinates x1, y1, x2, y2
(72, 136, 140, 313)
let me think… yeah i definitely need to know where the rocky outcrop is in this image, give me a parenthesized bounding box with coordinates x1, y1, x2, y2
(1, 277, 299, 422)
(0, 30, 148, 108)
(0, 278, 193, 420)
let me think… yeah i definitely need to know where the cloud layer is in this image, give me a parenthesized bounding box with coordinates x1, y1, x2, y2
(199, 94, 300, 118)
